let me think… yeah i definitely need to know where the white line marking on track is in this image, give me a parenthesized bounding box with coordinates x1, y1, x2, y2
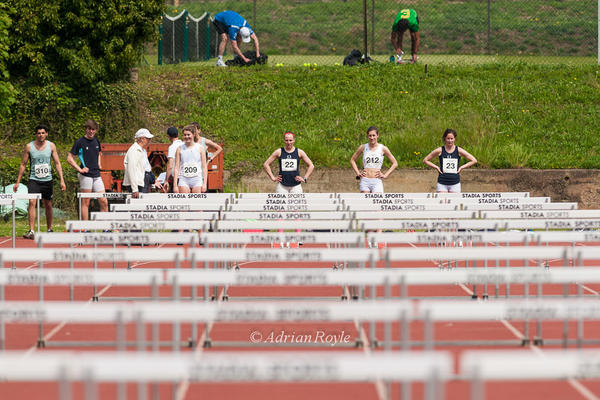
(175, 244, 252, 400)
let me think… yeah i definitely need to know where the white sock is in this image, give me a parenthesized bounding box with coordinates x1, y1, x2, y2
(218, 55, 223, 60)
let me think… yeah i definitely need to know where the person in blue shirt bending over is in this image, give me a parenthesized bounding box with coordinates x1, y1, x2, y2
(213, 10, 260, 67)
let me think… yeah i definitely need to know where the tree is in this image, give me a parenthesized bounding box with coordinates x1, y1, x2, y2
(0, 3, 15, 118)
(7, 0, 164, 89)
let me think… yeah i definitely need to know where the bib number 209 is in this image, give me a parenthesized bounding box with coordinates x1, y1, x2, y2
(183, 163, 199, 178)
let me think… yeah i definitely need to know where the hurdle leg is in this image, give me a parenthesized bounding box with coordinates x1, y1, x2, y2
(92, 244, 99, 302)
(384, 277, 392, 351)
(469, 259, 478, 300)
(0, 284, 4, 351)
(151, 277, 160, 399)
(136, 312, 148, 400)
(521, 256, 530, 346)
(37, 259, 45, 348)
(116, 311, 126, 400)
(58, 365, 72, 400)
(562, 284, 569, 348)
(83, 368, 97, 400)
(401, 380, 412, 400)
(190, 253, 197, 347)
(469, 368, 485, 400)
(69, 243, 74, 301)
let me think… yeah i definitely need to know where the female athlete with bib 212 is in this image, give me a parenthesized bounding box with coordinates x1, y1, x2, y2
(350, 126, 398, 193)
(173, 125, 208, 193)
(423, 128, 477, 193)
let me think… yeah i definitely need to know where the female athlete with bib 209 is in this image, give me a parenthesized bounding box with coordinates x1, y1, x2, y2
(423, 128, 477, 193)
(173, 125, 208, 193)
(350, 126, 398, 193)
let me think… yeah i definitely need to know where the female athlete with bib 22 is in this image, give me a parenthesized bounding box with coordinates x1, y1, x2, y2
(263, 132, 314, 193)
(350, 126, 398, 193)
(173, 125, 208, 193)
(423, 128, 477, 193)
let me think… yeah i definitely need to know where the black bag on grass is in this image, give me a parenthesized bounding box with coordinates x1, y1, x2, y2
(226, 51, 268, 67)
(343, 49, 371, 66)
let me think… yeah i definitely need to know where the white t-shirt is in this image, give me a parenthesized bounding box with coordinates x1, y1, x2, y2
(168, 139, 183, 159)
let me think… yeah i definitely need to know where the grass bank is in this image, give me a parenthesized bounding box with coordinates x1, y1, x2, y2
(137, 62, 600, 176)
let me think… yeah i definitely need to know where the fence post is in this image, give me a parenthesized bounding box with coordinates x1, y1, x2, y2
(158, 24, 163, 65)
(362, 0, 368, 57)
(206, 13, 211, 61)
(183, 10, 189, 62)
(487, 0, 491, 54)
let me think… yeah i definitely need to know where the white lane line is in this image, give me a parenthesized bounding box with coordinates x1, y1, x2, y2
(175, 245, 253, 400)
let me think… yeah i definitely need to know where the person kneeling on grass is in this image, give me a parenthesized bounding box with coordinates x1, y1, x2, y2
(14, 124, 66, 239)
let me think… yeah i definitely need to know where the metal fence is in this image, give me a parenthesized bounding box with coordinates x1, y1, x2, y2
(162, 0, 598, 65)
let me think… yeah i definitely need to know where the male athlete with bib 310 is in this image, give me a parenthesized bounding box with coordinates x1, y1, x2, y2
(14, 124, 66, 239)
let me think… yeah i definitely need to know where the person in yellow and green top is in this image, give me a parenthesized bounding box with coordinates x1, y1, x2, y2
(391, 9, 420, 64)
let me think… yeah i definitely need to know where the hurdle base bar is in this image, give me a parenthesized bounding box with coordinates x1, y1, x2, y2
(42, 340, 195, 349)
(198, 340, 361, 349)
(37, 339, 46, 348)
(521, 338, 531, 346)
(533, 336, 544, 346)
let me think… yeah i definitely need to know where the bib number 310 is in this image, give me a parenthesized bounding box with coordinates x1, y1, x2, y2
(34, 163, 50, 179)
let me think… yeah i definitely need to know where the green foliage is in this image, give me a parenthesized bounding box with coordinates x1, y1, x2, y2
(0, 3, 15, 118)
(7, 0, 164, 88)
(4, 81, 140, 143)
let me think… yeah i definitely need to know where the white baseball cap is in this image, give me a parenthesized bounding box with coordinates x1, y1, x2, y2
(239, 27, 251, 43)
(135, 128, 154, 139)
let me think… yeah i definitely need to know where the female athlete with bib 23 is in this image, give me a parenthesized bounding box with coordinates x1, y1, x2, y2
(350, 126, 398, 193)
(423, 128, 477, 193)
(173, 125, 208, 193)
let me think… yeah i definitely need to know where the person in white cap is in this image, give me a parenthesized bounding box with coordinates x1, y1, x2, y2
(213, 10, 260, 66)
(123, 128, 160, 198)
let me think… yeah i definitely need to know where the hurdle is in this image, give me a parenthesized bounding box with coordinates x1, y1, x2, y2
(238, 192, 337, 199)
(2, 297, 600, 351)
(462, 349, 600, 400)
(3, 267, 600, 349)
(358, 218, 600, 231)
(337, 191, 531, 199)
(66, 220, 211, 232)
(91, 211, 216, 221)
(220, 210, 353, 220)
(228, 201, 345, 212)
(35, 232, 199, 247)
(481, 209, 600, 219)
(137, 192, 234, 201)
(0, 194, 42, 250)
(213, 219, 355, 231)
(76, 192, 130, 220)
(110, 203, 224, 212)
(0, 350, 452, 400)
